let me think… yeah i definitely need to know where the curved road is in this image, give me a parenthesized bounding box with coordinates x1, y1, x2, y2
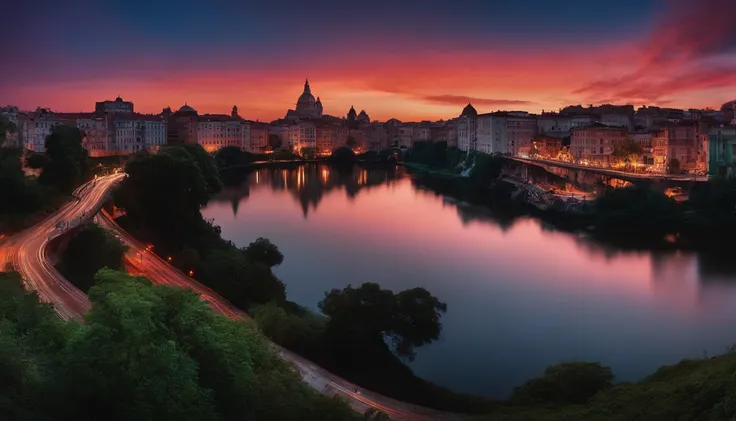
(96, 209, 458, 421)
(3, 173, 461, 420)
(2, 173, 125, 320)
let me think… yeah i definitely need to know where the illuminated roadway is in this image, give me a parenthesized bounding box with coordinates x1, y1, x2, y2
(1, 173, 125, 320)
(97, 209, 459, 421)
(3, 172, 461, 420)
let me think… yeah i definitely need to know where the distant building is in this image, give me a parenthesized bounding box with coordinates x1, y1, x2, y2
(652, 124, 698, 172)
(109, 114, 166, 155)
(506, 115, 537, 156)
(457, 104, 478, 151)
(570, 123, 628, 166)
(475, 113, 507, 155)
(95, 96, 134, 115)
(285, 79, 323, 121)
(18, 109, 68, 152)
(249, 123, 270, 153)
(167, 104, 199, 144)
(77, 116, 109, 156)
(707, 125, 736, 177)
(197, 114, 244, 153)
(532, 136, 562, 159)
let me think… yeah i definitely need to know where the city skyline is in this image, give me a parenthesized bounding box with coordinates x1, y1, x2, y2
(3, 0, 735, 121)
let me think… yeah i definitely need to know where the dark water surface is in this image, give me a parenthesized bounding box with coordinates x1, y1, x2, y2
(202, 164, 736, 397)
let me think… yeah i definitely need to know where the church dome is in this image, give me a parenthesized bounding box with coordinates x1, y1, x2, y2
(178, 103, 197, 113)
(461, 103, 477, 116)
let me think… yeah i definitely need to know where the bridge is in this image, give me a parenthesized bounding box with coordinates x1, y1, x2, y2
(508, 157, 708, 184)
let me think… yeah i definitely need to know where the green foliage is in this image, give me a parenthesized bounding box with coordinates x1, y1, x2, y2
(469, 153, 503, 186)
(319, 282, 447, 361)
(242, 237, 284, 268)
(0, 115, 16, 146)
(25, 151, 48, 169)
(592, 185, 679, 240)
(200, 248, 286, 309)
(0, 148, 46, 222)
(114, 147, 214, 248)
(251, 302, 326, 356)
(215, 145, 254, 169)
(510, 362, 614, 405)
(268, 134, 282, 150)
(38, 125, 89, 194)
(57, 225, 128, 292)
(177, 143, 223, 195)
(330, 147, 356, 166)
(0, 269, 358, 421)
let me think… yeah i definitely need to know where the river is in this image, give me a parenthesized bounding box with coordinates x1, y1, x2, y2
(202, 164, 736, 398)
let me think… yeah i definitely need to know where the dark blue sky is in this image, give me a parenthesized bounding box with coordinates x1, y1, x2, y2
(2, 0, 734, 120)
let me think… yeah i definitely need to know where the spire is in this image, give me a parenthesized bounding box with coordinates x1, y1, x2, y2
(304, 79, 311, 94)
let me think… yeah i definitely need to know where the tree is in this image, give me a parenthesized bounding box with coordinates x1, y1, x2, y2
(510, 362, 614, 405)
(114, 147, 213, 248)
(215, 145, 253, 169)
(242, 237, 284, 268)
(25, 151, 49, 169)
(268, 134, 282, 150)
(201, 248, 286, 309)
(176, 143, 223, 195)
(0, 115, 15, 146)
(470, 153, 503, 186)
(329, 147, 356, 167)
(57, 225, 128, 291)
(319, 282, 447, 361)
(38, 125, 88, 193)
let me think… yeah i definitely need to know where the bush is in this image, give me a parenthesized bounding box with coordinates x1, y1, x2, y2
(510, 362, 614, 405)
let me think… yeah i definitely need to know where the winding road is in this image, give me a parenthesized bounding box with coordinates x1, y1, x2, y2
(2, 173, 460, 421)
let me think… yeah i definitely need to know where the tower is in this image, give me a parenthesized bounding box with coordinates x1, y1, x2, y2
(232, 105, 239, 118)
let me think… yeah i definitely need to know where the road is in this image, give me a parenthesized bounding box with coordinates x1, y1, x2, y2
(3, 173, 460, 420)
(2, 173, 125, 320)
(96, 209, 459, 421)
(511, 157, 709, 182)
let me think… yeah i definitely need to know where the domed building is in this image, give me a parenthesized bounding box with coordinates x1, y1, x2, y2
(285, 79, 323, 120)
(461, 103, 478, 117)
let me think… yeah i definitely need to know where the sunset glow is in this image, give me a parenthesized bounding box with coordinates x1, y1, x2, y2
(3, 0, 736, 121)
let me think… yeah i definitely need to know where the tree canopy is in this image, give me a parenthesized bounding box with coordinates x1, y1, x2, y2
(38, 125, 89, 194)
(242, 237, 284, 268)
(57, 225, 128, 291)
(0, 269, 358, 421)
(319, 282, 447, 361)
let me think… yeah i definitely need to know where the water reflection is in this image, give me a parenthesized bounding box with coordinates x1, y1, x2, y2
(212, 165, 403, 218)
(203, 164, 736, 397)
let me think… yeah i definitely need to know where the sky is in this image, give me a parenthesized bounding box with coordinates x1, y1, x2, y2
(1, 0, 735, 121)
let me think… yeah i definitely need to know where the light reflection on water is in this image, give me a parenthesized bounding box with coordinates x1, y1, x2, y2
(203, 164, 736, 397)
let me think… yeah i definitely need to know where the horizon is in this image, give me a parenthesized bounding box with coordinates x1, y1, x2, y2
(2, 0, 735, 121)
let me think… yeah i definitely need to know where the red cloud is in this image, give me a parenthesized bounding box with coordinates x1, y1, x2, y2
(422, 95, 533, 107)
(575, 0, 736, 105)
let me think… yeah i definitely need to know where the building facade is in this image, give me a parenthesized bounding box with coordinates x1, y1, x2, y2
(708, 125, 736, 177)
(197, 115, 244, 153)
(475, 113, 508, 155)
(506, 115, 537, 156)
(95, 96, 134, 115)
(652, 125, 697, 172)
(570, 123, 628, 166)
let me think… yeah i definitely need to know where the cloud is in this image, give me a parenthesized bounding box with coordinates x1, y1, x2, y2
(573, 0, 736, 105)
(422, 95, 533, 107)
